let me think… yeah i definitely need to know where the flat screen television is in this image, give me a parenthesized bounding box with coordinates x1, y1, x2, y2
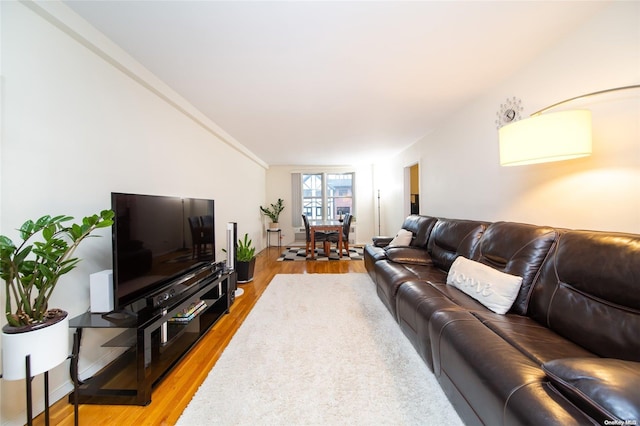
(111, 192, 215, 310)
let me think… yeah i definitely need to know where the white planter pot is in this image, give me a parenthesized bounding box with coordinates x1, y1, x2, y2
(1, 313, 69, 380)
(269, 222, 279, 229)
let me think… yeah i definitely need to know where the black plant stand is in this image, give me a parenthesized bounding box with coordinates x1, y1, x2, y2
(0, 348, 78, 426)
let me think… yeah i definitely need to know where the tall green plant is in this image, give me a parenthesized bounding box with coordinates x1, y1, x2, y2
(0, 210, 114, 327)
(236, 233, 256, 262)
(259, 198, 285, 223)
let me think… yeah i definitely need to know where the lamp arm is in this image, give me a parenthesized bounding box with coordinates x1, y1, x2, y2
(532, 84, 640, 116)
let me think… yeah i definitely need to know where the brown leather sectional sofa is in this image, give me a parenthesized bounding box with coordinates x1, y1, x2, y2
(364, 215, 640, 426)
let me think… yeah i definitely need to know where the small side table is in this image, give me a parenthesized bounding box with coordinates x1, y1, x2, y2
(266, 228, 281, 248)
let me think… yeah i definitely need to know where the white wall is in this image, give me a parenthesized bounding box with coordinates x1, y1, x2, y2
(0, 2, 266, 424)
(376, 1, 640, 235)
(265, 165, 375, 245)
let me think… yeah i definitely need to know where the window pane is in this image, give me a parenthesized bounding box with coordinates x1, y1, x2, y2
(327, 173, 353, 220)
(303, 174, 322, 197)
(303, 198, 323, 220)
(302, 174, 323, 220)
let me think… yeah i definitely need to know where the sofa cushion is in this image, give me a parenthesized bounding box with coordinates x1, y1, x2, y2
(385, 246, 433, 265)
(474, 222, 557, 315)
(542, 358, 640, 423)
(401, 215, 438, 248)
(504, 381, 602, 426)
(447, 256, 522, 314)
(473, 311, 596, 365)
(429, 309, 547, 426)
(395, 280, 449, 368)
(388, 228, 412, 246)
(374, 260, 436, 317)
(369, 215, 437, 249)
(529, 230, 640, 361)
(427, 219, 487, 270)
(396, 280, 490, 369)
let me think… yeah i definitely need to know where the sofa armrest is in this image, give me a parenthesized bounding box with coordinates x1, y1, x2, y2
(372, 236, 394, 247)
(385, 246, 432, 265)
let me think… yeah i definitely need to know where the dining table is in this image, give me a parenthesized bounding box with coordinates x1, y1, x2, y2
(309, 219, 343, 259)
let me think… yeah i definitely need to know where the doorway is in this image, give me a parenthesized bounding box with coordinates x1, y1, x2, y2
(404, 163, 420, 217)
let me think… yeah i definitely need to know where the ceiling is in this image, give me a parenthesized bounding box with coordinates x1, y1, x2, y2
(63, 1, 608, 167)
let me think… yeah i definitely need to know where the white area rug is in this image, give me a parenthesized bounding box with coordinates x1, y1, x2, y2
(177, 273, 463, 426)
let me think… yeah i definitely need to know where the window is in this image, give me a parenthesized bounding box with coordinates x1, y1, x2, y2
(301, 172, 354, 221)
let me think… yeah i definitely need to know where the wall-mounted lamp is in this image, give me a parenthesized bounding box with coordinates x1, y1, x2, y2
(498, 85, 640, 166)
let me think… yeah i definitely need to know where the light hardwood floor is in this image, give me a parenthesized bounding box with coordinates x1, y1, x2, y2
(36, 246, 367, 425)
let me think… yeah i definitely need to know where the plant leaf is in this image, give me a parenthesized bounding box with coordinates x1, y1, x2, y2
(70, 224, 83, 240)
(14, 246, 32, 265)
(19, 220, 35, 239)
(95, 219, 113, 228)
(58, 262, 79, 276)
(101, 210, 115, 220)
(0, 235, 15, 251)
(42, 223, 56, 241)
(38, 263, 54, 280)
(35, 215, 52, 228)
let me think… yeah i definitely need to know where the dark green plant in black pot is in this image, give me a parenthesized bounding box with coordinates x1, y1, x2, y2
(235, 233, 256, 283)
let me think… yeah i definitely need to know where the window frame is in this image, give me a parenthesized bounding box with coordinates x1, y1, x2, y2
(301, 172, 354, 222)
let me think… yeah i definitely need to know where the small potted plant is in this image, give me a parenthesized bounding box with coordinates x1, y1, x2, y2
(259, 198, 285, 229)
(0, 210, 114, 380)
(235, 233, 256, 283)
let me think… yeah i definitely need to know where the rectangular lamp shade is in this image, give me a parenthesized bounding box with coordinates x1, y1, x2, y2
(499, 110, 592, 166)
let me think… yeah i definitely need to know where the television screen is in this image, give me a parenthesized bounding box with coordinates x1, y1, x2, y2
(111, 192, 215, 309)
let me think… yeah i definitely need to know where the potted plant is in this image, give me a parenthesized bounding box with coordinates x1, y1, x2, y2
(235, 233, 256, 283)
(259, 198, 285, 229)
(1, 210, 114, 380)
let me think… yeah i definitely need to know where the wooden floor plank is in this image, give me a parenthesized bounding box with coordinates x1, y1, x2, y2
(35, 246, 366, 425)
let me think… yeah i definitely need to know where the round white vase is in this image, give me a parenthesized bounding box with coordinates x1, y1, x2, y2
(1, 313, 69, 380)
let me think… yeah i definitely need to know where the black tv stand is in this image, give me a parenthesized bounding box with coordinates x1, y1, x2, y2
(69, 270, 236, 405)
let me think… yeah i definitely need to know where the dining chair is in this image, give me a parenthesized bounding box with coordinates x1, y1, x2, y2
(327, 213, 353, 255)
(188, 216, 205, 259)
(302, 214, 330, 256)
(199, 215, 214, 255)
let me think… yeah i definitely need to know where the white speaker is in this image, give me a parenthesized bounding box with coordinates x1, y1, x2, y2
(90, 269, 114, 313)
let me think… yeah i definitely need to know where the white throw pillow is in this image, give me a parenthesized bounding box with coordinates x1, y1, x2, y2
(388, 229, 413, 247)
(446, 256, 523, 315)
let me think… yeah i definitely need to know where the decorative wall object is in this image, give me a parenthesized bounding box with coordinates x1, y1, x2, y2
(495, 97, 524, 129)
